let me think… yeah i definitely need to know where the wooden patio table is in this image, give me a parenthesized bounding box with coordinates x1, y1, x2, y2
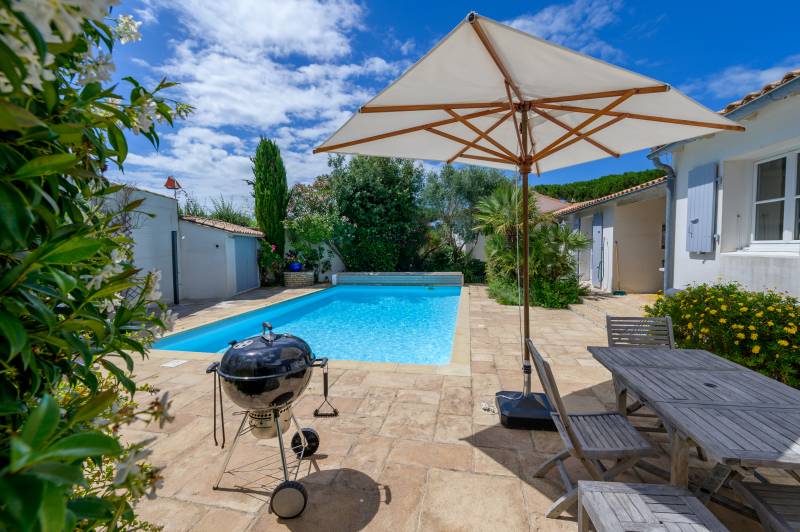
(588, 346, 800, 488)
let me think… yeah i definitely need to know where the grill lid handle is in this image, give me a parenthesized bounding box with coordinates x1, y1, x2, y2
(262, 321, 277, 342)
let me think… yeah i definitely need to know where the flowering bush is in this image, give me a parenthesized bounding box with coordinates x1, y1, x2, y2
(0, 1, 188, 529)
(645, 283, 800, 387)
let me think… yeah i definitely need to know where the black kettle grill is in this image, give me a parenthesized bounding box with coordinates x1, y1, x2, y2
(206, 322, 337, 519)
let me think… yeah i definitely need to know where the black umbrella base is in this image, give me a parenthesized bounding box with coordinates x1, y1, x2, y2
(495, 391, 557, 431)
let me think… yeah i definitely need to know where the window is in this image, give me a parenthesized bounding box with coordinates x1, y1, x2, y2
(752, 152, 799, 243)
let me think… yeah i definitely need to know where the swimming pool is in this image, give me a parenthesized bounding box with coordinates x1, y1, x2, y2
(153, 285, 462, 365)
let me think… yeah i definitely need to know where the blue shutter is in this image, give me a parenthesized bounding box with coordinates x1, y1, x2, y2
(686, 163, 718, 253)
(572, 217, 581, 275)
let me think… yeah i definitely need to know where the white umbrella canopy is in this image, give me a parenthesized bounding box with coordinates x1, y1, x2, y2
(315, 13, 742, 174)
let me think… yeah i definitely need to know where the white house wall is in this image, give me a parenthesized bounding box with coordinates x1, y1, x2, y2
(578, 214, 593, 284)
(123, 190, 178, 304)
(613, 196, 665, 293)
(671, 92, 800, 295)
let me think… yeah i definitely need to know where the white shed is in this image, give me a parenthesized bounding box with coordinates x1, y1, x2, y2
(179, 216, 263, 300)
(651, 70, 800, 296)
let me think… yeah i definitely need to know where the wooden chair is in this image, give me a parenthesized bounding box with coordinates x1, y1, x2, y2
(528, 339, 658, 518)
(606, 315, 675, 419)
(606, 315, 675, 348)
(578, 481, 728, 532)
(731, 480, 800, 532)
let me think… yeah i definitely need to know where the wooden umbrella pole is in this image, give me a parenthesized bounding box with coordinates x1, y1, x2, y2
(519, 108, 531, 350)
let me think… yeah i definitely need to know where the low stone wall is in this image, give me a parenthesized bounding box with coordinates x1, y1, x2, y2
(284, 271, 314, 288)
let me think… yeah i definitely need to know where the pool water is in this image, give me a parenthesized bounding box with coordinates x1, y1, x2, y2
(153, 285, 462, 365)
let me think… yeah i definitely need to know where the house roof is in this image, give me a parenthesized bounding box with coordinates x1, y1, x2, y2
(533, 192, 571, 213)
(554, 176, 666, 216)
(180, 216, 263, 237)
(720, 69, 800, 114)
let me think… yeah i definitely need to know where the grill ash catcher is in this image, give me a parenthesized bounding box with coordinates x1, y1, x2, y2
(206, 322, 338, 519)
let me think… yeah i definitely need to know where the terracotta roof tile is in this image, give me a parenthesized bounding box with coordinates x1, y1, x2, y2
(554, 176, 666, 216)
(720, 69, 800, 114)
(533, 191, 571, 213)
(180, 216, 263, 237)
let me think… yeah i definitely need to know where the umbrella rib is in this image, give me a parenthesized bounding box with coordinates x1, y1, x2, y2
(460, 153, 513, 165)
(533, 90, 634, 162)
(470, 16, 524, 104)
(532, 107, 619, 158)
(533, 114, 627, 162)
(445, 109, 518, 160)
(360, 102, 510, 113)
(313, 106, 506, 153)
(533, 102, 746, 131)
(426, 127, 516, 162)
(529, 85, 669, 105)
(447, 111, 514, 164)
(525, 119, 542, 176)
(505, 81, 525, 158)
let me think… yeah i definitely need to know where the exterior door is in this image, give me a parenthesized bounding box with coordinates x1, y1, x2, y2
(591, 212, 603, 288)
(234, 236, 259, 293)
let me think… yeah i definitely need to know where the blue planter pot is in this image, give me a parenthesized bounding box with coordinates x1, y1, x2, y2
(288, 261, 303, 272)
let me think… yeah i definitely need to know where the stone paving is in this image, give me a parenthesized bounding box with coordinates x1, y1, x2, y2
(126, 285, 757, 531)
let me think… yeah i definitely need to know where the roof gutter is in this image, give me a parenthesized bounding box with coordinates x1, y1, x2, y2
(649, 76, 800, 158)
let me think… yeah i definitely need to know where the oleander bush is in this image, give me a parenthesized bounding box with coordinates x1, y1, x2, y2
(645, 283, 800, 387)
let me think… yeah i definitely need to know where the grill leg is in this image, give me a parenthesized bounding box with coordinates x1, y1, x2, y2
(274, 411, 290, 482)
(213, 412, 249, 489)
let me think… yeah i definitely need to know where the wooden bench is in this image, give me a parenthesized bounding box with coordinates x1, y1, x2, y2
(578, 481, 728, 532)
(731, 481, 800, 532)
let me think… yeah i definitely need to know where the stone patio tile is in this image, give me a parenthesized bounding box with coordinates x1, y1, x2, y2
(364, 387, 398, 400)
(330, 413, 385, 435)
(532, 430, 565, 454)
(396, 388, 440, 405)
(356, 396, 393, 417)
(473, 446, 520, 477)
(134, 497, 207, 531)
(434, 414, 473, 445)
(361, 371, 418, 388)
(471, 361, 496, 374)
(472, 424, 535, 451)
(439, 386, 472, 416)
(443, 375, 472, 388)
(414, 374, 444, 391)
(379, 402, 438, 441)
(191, 508, 254, 532)
(361, 463, 428, 532)
(419, 469, 528, 532)
(388, 439, 472, 471)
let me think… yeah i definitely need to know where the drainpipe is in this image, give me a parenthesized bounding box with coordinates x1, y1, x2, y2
(650, 154, 675, 293)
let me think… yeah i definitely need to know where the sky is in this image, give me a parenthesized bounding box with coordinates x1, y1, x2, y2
(110, 0, 800, 209)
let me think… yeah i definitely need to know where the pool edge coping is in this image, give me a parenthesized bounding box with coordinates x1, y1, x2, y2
(147, 285, 471, 377)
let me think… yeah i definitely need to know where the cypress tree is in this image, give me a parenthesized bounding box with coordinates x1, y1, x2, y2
(250, 137, 289, 256)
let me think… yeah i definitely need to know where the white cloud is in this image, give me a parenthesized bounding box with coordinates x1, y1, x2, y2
(681, 55, 800, 101)
(119, 0, 407, 201)
(506, 0, 624, 61)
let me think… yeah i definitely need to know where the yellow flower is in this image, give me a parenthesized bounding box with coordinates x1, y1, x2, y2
(748, 325, 756, 331)
(719, 318, 727, 324)
(686, 323, 693, 330)
(709, 309, 718, 315)
(700, 327, 710, 334)
(768, 321, 774, 327)
(778, 339, 789, 346)
(750, 333, 758, 340)
(720, 305, 728, 311)
(734, 341, 739, 345)
(755, 311, 763, 317)
(740, 307, 749, 312)
(752, 345, 761, 354)
(736, 333, 745, 339)
(785, 326, 797, 335)
(768, 306, 775, 311)
(683, 313, 692, 319)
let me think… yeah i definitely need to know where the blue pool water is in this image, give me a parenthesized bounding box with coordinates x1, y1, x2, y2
(153, 285, 462, 365)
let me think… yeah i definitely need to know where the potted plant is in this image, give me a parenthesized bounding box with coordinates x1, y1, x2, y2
(285, 249, 304, 272)
(283, 249, 314, 287)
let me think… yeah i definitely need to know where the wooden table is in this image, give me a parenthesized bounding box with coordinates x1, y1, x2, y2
(588, 346, 800, 487)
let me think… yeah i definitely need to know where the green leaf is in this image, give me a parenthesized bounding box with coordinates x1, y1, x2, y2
(10, 438, 33, 471)
(101, 360, 136, 395)
(21, 395, 59, 449)
(0, 101, 45, 131)
(38, 481, 66, 532)
(14, 154, 77, 179)
(107, 123, 128, 163)
(0, 400, 24, 415)
(0, 474, 44, 531)
(73, 390, 116, 423)
(38, 431, 122, 462)
(0, 309, 27, 358)
(47, 269, 78, 293)
(28, 463, 84, 486)
(42, 238, 103, 264)
(67, 497, 114, 521)
(0, 181, 33, 244)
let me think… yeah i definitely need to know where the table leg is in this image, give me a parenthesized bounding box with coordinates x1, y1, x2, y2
(578, 489, 589, 532)
(613, 376, 627, 416)
(670, 430, 689, 487)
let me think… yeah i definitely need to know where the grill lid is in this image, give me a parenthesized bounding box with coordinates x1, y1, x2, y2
(218, 322, 314, 381)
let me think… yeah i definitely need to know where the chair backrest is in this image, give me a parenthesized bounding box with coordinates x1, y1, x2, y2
(526, 339, 570, 429)
(606, 315, 675, 348)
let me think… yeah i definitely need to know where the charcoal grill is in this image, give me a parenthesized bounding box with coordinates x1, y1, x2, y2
(206, 322, 335, 519)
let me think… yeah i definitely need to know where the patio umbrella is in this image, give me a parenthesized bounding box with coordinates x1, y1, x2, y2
(314, 12, 743, 425)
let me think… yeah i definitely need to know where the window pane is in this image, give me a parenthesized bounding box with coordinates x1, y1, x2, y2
(755, 201, 784, 240)
(756, 158, 786, 201)
(796, 198, 800, 240)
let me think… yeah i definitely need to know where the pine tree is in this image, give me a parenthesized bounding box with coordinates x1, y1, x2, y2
(250, 137, 289, 256)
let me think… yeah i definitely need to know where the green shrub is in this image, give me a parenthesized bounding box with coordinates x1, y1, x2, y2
(645, 283, 800, 387)
(488, 275, 586, 309)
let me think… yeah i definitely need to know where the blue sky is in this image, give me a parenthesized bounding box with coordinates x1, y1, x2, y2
(111, 0, 800, 207)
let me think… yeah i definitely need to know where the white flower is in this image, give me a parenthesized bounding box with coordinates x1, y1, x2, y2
(113, 446, 152, 485)
(13, 0, 120, 43)
(161, 309, 176, 332)
(77, 50, 115, 86)
(114, 14, 141, 44)
(131, 98, 157, 135)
